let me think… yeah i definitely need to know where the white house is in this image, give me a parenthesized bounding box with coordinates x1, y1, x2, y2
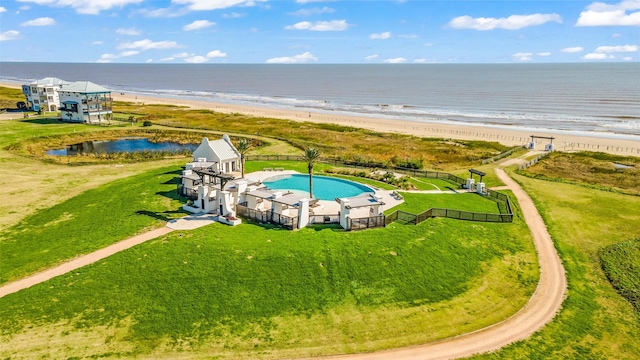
(58, 81, 112, 123)
(191, 135, 241, 174)
(179, 135, 242, 202)
(21, 77, 70, 112)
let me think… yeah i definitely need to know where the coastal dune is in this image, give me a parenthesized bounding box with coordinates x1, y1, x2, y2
(112, 92, 639, 156)
(3, 81, 638, 156)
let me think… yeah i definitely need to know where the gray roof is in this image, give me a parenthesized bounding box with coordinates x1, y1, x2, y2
(30, 77, 69, 86)
(341, 194, 384, 209)
(208, 138, 239, 161)
(246, 189, 278, 199)
(272, 193, 306, 207)
(59, 81, 110, 93)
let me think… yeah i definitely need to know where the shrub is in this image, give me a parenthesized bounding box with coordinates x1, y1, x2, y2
(142, 120, 153, 127)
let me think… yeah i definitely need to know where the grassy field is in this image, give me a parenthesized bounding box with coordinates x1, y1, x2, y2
(387, 192, 502, 215)
(0, 215, 536, 359)
(473, 171, 640, 360)
(600, 239, 640, 314)
(520, 151, 640, 195)
(0, 165, 185, 284)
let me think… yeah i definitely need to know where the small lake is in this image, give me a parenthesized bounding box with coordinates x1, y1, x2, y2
(46, 138, 197, 156)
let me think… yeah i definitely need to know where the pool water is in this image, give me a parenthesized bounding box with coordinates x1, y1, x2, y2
(263, 174, 374, 201)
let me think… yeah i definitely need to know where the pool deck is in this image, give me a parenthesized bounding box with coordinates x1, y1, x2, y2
(246, 170, 403, 215)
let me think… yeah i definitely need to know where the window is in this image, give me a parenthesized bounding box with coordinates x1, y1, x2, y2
(47, 88, 53, 93)
(33, 99, 39, 104)
(48, 96, 53, 101)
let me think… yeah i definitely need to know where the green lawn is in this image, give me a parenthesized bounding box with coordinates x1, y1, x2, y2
(473, 171, 640, 360)
(600, 239, 640, 314)
(0, 215, 536, 359)
(387, 192, 501, 215)
(0, 165, 186, 284)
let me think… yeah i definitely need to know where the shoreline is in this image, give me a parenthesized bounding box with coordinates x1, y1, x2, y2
(3, 81, 638, 156)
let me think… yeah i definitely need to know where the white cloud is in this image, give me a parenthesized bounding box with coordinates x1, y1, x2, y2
(289, 6, 334, 16)
(184, 55, 208, 63)
(583, 53, 609, 59)
(285, 19, 350, 31)
(364, 54, 378, 61)
(0, 30, 20, 41)
(413, 58, 429, 63)
(173, 52, 191, 58)
(398, 34, 418, 39)
(383, 57, 407, 63)
(266, 51, 318, 64)
(172, 0, 263, 11)
(370, 31, 391, 39)
(146, 58, 153, 63)
(20, 17, 55, 26)
(538, 52, 552, 56)
(612, 32, 622, 37)
(449, 13, 562, 30)
(595, 44, 638, 52)
(97, 50, 140, 62)
(183, 20, 215, 31)
(206, 50, 227, 58)
(223, 12, 245, 18)
(91, 40, 103, 45)
(118, 39, 179, 50)
(116, 27, 141, 35)
(296, 0, 337, 3)
(17, 0, 144, 15)
(513, 52, 534, 61)
(622, 56, 633, 60)
(576, 0, 640, 26)
(0, 7, 6, 13)
(562, 46, 584, 53)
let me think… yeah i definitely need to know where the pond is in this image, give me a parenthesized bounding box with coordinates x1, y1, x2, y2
(46, 138, 197, 156)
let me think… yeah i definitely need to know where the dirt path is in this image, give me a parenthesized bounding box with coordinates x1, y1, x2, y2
(0, 227, 174, 298)
(0, 165, 567, 359)
(329, 168, 567, 360)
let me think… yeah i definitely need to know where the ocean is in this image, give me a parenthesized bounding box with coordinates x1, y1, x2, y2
(1, 62, 639, 138)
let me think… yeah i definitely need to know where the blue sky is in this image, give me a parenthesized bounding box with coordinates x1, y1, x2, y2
(1, 0, 638, 63)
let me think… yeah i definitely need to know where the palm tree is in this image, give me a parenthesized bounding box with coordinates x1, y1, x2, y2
(302, 147, 321, 199)
(236, 138, 250, 178)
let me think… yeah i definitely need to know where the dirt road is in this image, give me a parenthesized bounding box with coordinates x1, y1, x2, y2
(0, 227, 174, 298)
(328, 168, 567, 360)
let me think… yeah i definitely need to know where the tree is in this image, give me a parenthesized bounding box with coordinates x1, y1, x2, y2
(302, 147, 321, 199)
(236, 138, 250, 178)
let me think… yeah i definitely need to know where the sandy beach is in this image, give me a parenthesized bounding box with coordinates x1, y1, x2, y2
(3, 81, 638, 155)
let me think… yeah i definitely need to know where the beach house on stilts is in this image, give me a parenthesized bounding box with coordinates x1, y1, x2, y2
(21, 77, 70, 112)
(58, 81, 113, 124)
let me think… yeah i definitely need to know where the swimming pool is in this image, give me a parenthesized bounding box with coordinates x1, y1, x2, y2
(262, 174, 374, 201)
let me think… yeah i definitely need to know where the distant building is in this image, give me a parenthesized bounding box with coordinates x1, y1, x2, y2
(21, 77, 70, 112)
(58, 81, 113, 123)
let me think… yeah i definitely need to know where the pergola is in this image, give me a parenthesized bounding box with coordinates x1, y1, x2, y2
(468, 169, 486, 183)
(192, 168, 235, 190)
(530, 135, 555, 144)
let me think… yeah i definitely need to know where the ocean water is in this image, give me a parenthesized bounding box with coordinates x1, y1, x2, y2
(2, 62, 639, 137)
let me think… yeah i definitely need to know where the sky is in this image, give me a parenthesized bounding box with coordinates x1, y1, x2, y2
(0, 0, 639, 63)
